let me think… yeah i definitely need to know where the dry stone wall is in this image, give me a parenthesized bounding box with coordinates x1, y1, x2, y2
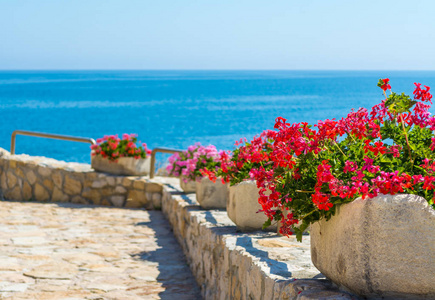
(161, 183, 357, 300)
(0, 148, 163, 209)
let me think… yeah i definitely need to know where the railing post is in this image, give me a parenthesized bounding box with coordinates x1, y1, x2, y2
(149, 147, 182, 179)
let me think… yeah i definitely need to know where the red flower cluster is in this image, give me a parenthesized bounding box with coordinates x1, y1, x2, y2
(91, 134, 151, 161)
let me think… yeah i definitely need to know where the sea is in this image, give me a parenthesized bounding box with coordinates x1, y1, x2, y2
(1, 70, 435, 165)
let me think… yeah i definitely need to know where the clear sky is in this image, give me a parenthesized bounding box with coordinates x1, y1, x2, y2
(1, 0, 434, 70)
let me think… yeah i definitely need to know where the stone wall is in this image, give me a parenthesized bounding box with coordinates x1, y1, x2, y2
(0, 148, 164, 209)
(161, 183, 356, 300)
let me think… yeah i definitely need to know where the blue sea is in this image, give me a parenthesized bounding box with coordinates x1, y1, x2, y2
(1, 70, 435, 164)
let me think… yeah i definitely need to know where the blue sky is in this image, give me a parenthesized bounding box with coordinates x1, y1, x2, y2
(1, 0, 434, 70)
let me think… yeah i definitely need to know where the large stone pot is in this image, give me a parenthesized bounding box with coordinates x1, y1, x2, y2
(195, 177, 228, 209)
(91, 155, 151, 176)
(310, 194, 435, 299)
(227, 180, 276, 232)
(179, 177, 196, 193)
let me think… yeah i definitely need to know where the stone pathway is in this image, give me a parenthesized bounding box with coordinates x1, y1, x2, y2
(0, 200, 201, 299)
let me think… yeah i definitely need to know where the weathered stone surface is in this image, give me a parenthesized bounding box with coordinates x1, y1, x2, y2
(71, 196, 87, 204)
(81, 188, 102, 204)
(145, 182, 163, 193)
(125, 199, 142, 208)
(311, 194, 435, 299)
(0, 201, 200, 298)
(42, 179, 54, 192)
(152, 193, 162, 209)
(161, 184, 346, 300)
(1, 172, 7, 189)
(180, 177, 196, 193)
(228, 180, 274, 231)
(91, 155, 151, 176)
(52, 187, 69, 202)
(133, 179, 146, 190)
(52, 172, 62, 188)
(25, 170, 37, 185)
(22, 181, 32, 200)
(4, 186, 22, 201)
(64, 176, 82, 195)
(196, 177, 228, 209)
(111, 195, 125, 207)
(37, 166, 52, 177)
(115, 185, 127, 193)
(127, 190, 147, 205)
(34, 184, 50, 202)
(7, 171, 18, 188)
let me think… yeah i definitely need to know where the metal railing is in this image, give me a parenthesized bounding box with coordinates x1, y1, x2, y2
(10, 130, 181, 178)
(11, 130, 96, 155)
(149, 147, 182, 178)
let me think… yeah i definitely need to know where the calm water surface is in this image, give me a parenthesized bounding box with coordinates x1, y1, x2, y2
(1, 70, 434, 163)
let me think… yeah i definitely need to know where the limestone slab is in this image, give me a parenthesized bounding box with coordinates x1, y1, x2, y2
(195, 177, 228, 209)
(310, 194, 435, 299)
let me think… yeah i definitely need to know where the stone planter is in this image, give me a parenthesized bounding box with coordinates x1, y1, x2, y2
(195, 177, 228, 209)
(179, 177, 196, 193)
(91, 155, 151, 176)
(310, 194, 435, 299)
(228, 180, 276, 232)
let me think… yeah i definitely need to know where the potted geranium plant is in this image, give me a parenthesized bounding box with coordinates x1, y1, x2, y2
(214, 130, 277, 231)
(252, 80, 435, 299)
(91, 133, 152, 176)
(167, 143, 229, 209)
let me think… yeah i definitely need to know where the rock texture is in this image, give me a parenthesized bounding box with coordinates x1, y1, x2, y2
(195, 177, 228, 209)
(228, 180, 276, 231)
(179, 177, 196, 193)
(162, 182, 354, 300)
(0, 200, 201, 299)
(310, 194, 435, 299)
(0, 149, 166, 209)
(91, 155, 151, 176)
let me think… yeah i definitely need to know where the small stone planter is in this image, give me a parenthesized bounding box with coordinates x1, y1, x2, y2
(310, 194, 435, 299)
(227, 180, 276, 232)
(179, 177, 196, 193)
(195, 177, 228, 209)
(91, 155, 151, 176)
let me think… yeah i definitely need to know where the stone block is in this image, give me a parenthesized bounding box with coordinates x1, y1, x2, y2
(145, 183, 163, 193)
(71, 196, 87, 204)
(125, 198, 142, 208)
(91, 155, 151, 176)
(227, 181, 272, 232)
(115, 185, 127, 194)
(133, 179, 146, 190)
(34, 184, 50, 202)
(127, 190, 147, 205)
(22, 181, 32, 200)
(81, 188, 102, 204)
(26, 170, 37, 185)
(52, 187, 69, 203)
(106, 176, 116, 186)
(196, 177, 228, 209)
(152, 193, 162, 209)
(4, 186, 22, 201)
(6, 171, 17, 189)
(180, 177, 196, 193)
(0, 172, 7, 190)
(64, 176, 82, 195)
(37, 166, 52, 177)
(43, 179, 54, 192)
(310, 194, 435, 299)
(111, 195, 125, 207)
(52, 172, 63, 188)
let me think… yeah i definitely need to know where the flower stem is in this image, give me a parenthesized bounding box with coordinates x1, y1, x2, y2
(399, 114, 413, 164)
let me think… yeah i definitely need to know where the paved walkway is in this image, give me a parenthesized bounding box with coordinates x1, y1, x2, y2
(0, 200, 201, 300)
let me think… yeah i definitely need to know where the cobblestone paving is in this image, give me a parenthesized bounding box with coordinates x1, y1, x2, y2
(0, 200, 201, 300)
